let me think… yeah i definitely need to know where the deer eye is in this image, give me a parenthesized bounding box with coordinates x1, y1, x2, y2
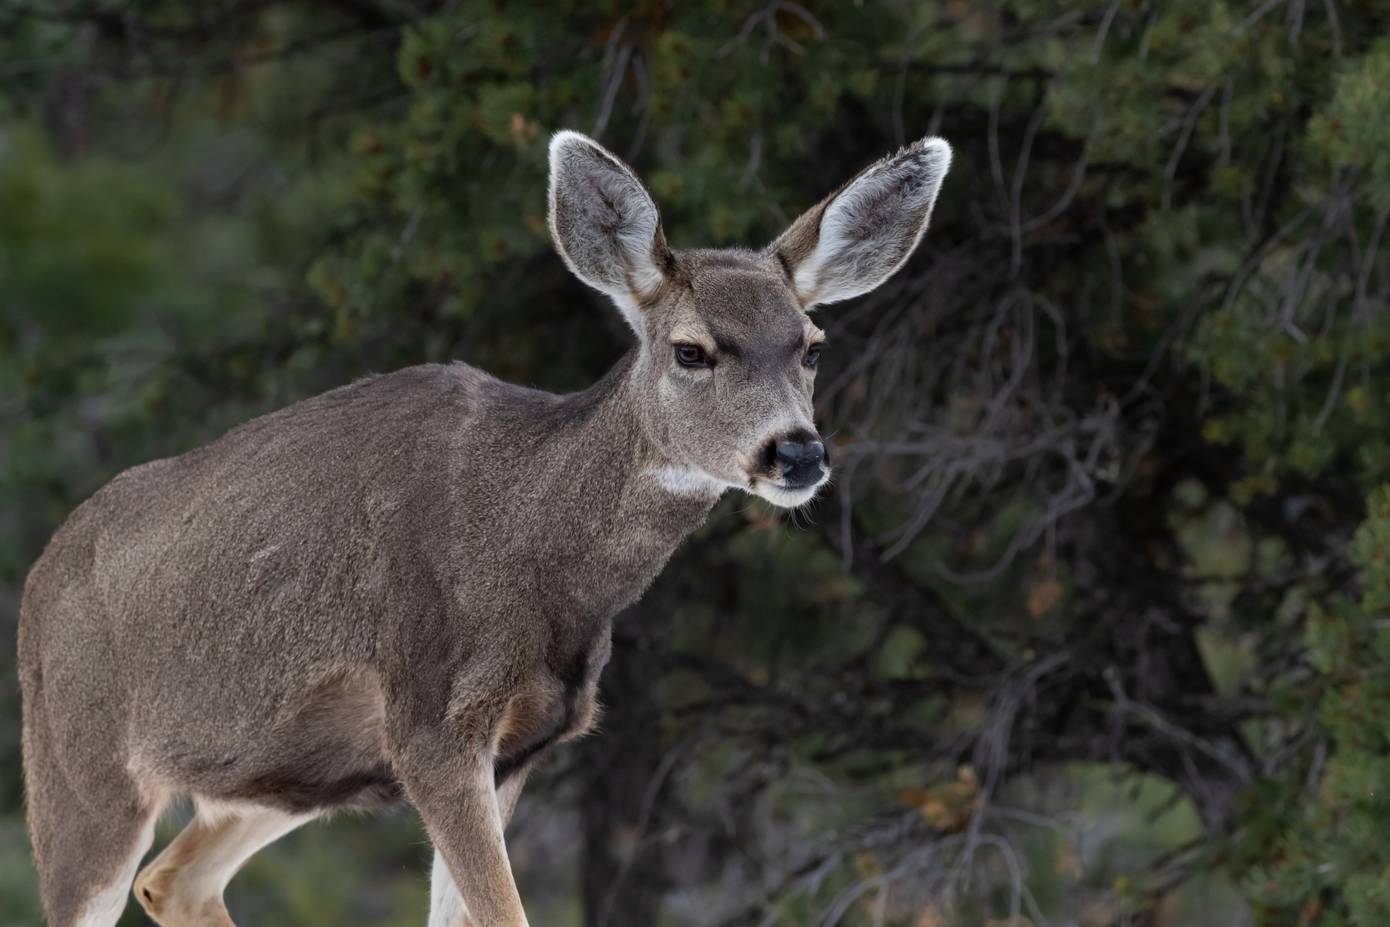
(803, 344, 823, 369)
(674, 343, 712, 369)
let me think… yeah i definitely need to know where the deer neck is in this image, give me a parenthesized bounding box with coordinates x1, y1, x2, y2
(558, 345, 724, 513)
(504, 347, 721, 616)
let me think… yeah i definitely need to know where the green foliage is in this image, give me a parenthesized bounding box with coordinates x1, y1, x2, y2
(1312, 38, 1390, 207)
(1239, 490, 1390, 926)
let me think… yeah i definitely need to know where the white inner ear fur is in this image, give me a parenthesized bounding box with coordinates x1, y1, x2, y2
(547, 130, 665, 335)
(794, 136, 952, 307)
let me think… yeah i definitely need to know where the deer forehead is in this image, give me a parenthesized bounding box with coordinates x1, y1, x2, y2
(662, 263, 814, 351)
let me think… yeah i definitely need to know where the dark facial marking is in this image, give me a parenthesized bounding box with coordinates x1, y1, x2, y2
(711, 333, 742, 359)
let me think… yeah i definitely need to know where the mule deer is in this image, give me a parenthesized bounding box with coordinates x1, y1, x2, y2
(18, 129, 951, 926)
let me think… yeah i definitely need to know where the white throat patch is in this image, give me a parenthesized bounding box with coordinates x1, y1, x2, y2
(647, 465, 727, 498)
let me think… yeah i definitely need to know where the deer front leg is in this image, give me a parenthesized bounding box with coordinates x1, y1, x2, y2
(428, 848, 471, 927)
(496, 761, 534, 830)
(428, 759, 537, 927)
(398, 732, 528, 927)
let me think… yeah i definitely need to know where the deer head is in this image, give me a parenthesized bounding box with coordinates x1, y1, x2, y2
(548, 130, 951, 508)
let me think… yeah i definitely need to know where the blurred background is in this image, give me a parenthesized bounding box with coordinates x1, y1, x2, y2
(4, 1, 1390, 925)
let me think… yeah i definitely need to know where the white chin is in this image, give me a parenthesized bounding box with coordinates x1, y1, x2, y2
(749, 478, 825, 509)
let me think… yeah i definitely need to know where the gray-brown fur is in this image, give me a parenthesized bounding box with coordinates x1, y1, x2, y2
(19, 129, 950, 926)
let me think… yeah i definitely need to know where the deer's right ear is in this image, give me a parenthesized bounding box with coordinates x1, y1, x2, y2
(548, 130, 668, 333)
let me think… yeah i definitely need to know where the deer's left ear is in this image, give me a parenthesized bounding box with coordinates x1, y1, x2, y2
(770, 136, 951, 308)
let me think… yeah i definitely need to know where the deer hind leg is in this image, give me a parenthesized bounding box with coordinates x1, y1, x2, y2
(22, 678, 165, 927)
(134, 801, 315, 926)
(66, 807, 160, 927)
(31, 789, 160, 927)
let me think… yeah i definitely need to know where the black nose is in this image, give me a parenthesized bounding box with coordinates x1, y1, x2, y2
(774, 435, 826, 488)
(775, 439, 826, 469)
